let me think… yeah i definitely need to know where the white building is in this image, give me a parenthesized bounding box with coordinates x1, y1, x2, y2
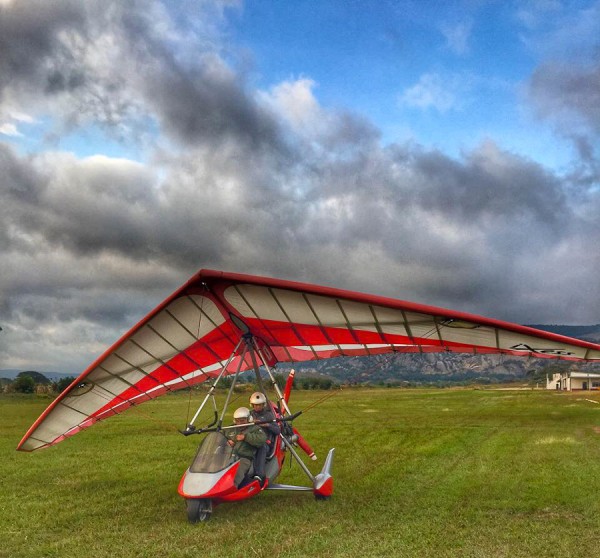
(546, 371, 600, 391)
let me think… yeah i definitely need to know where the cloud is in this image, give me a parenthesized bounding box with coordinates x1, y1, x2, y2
(399, 73, 470, 113)
(517, 1, 600, 59)
(440, 20, 472, 55)
(1, 132, 597, 372)
(0, 109, 36, 137)
(521, 2, 600, 186)
(528, 63, 600, 135)
(264, 78, 322, 133)
(0, 0, 277, 150)
(0, 123, 21, 137)
(516, 0, 562, 30)
(526, 59, 600, 187)
(2, 121, 595, 368)
(1, 0, 599, 373)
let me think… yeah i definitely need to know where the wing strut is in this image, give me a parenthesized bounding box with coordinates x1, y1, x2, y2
(248, 335, 292, 415)
(183, 336, 245, 433)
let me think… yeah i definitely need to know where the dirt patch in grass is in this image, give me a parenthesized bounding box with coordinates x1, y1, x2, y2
(535, 436, 581, 445)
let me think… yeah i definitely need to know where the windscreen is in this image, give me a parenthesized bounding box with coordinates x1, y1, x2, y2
(189, 432, 234, 473)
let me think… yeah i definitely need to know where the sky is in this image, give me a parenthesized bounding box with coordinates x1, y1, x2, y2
(1, 0, 599, 374)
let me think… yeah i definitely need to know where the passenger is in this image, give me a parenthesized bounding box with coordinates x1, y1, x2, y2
(249, 392, 281, 484)
(225, 407, 266, 488)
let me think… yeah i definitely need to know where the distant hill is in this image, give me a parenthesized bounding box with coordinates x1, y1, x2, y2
(279, 353, 574, 386)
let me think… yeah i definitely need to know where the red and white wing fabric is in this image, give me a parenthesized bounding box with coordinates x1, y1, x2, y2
(18, 269, 600, 451)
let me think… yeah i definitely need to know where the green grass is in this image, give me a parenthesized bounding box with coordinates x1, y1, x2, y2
(2, 388, 600, 558)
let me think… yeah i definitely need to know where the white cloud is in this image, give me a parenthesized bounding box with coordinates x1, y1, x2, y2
(516, 0, 562, 29)
(8, 110, 35, 123)
(399, 73, 469, 113)
(0, 123, 22, 136)
(440, 20, 472, 55)
(262, 78, 322, 133)
(517, 0, 600, 60)
(0, 109, 36, 137)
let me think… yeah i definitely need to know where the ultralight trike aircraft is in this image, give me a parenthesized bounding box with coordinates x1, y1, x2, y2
(177, 344, 334, 522)
(18, 270, 600, 521)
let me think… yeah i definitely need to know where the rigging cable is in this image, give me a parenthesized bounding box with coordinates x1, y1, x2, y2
(185, 287, 207, 427)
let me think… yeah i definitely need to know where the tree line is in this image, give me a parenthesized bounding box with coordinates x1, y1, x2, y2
(1, 370, 338, 395)
(215, 372, 337, 391)
(1, 372, 75, 394)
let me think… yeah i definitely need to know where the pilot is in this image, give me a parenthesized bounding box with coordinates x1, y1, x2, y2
(225, 407, 267, 488)
(249, 392, 281, 484)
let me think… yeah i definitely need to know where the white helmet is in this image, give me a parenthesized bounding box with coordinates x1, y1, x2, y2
(233, 407, 251, 420)
(250, 391, 267, 405)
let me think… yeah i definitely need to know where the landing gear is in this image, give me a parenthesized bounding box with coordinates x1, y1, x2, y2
(186, 498, 212, 523)
(314, 494, 331, 501)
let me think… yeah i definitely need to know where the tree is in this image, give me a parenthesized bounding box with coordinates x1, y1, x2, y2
(273, 373, 286, 389)
(297, 376, 336, 390)
(54, 376, 76, 392)
(19, 371, 51, 384)
(528, 362, 570, 385)
(13, 374, 35, 393)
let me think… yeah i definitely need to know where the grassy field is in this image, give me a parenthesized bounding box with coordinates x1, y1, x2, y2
(2, 387, 600, 558)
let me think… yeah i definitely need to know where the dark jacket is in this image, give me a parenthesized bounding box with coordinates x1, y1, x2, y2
(251, 406, 281, 439)
(225, 424, 267, 460)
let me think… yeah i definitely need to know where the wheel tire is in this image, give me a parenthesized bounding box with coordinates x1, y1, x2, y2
(186, 499, 212, 523)
(197, 499, 212, 522)
(314, 494, 331, 501)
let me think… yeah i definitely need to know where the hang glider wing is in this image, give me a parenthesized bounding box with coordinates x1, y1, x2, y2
(18, 269, 600, 451)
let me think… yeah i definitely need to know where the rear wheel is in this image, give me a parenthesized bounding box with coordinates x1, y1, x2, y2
(186, 498, 212, 523)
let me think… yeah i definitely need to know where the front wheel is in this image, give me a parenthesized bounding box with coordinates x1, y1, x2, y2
(186, 498, 212, 523)
(314, 494, 331, 501)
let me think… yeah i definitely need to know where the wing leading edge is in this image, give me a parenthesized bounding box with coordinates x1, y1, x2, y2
(18, 269, 600, 451)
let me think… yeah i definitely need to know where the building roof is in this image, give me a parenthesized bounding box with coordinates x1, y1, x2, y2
(567, 371, 600, 379)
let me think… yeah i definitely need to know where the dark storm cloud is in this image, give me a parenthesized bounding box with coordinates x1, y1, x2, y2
(523, 1, 600, 187)
(0, 0, 86, 91)
(0, 142, 41, 204)
(0, 144, 157, 260)
(528, 61, 600, 188)
(1, 0, 599, 373)
(142, 60, 284, 149)
(529, 63, 600, 134)
(410, 145, 567, 226)
(0, 0, 283, 152)
(114, 2, 285, 150)
(2, 124, 579, 325)
(1, 127, 597, 371)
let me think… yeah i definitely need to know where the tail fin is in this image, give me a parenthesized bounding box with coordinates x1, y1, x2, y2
(313, 448, 334, 498)
(284, 368, 317, 460)
(283, 369, 295, 403)
(293, 427, 317, 460)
